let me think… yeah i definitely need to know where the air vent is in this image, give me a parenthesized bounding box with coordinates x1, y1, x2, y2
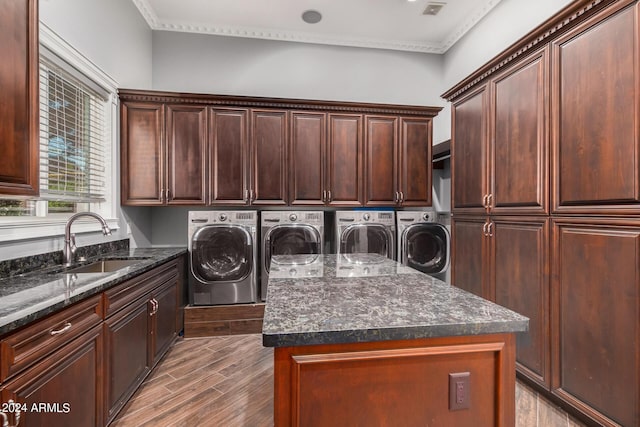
(423, 2, 446, 16)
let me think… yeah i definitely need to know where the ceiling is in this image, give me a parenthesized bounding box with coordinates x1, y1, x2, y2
(131, 0, 502, 54)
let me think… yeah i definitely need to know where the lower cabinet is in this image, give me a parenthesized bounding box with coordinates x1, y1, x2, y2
(0, 257, 182, 427)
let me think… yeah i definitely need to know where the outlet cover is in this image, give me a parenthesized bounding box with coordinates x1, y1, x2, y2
(449, 372, 470, 410)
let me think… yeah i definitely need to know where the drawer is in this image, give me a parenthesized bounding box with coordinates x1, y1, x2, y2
(104, 260, 178, 318)
(0, 294, 103, 382)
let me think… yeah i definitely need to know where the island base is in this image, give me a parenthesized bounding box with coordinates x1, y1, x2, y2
(273, 333, 516, 427)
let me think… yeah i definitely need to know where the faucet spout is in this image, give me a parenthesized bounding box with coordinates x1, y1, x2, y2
(63, 212, 112, 266)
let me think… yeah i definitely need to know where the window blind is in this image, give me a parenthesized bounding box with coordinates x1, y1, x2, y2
(38, 57, 107, 202)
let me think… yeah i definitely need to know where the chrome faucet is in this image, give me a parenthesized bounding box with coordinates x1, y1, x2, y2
(63, 212, 112, 266)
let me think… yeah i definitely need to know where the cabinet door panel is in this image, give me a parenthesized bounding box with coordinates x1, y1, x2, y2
(452, 88, 488, 213)
(210, 108, 248, 205)
(553, 219, 640, 427)
(1, 325, 103, 427)
(552, 5, 639, 213)
(166, 105, 207, 204)
(492, 218, 549, 387)
(492, 50, 548, 214)
(251, 110, 288, 205)
(399, 117, 432, 206)
(327, 114, 363, 206)
(152, 281, 178, 364)
(364, 116, 397, 206)
(0, 0, 38, 196)
(290, 112, 325, 205)
(121, 102, 164, 205)
(104, 298, 151, 423)
(451, 217, 487, 298)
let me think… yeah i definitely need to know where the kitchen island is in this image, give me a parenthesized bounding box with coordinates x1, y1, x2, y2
(262, 254, 528, 427)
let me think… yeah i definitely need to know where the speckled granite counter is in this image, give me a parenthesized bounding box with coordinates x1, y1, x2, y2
(0, 247, 186, 336)
(262, 254, 528, 347)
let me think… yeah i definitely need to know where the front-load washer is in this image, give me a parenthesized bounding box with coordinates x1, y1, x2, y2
(335, 210, 396, 261)
(396, 210, 450, 281)
(188, 210, 258, 305)
(260, 211, 324, 301)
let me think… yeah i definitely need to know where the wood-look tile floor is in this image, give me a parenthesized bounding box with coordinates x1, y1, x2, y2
(111, 334, 274, 427)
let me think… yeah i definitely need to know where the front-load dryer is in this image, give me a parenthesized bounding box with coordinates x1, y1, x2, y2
(188, 211, 258, 305)
(335, 210, 396, 261)
(396, 210, 450, 281)
(260, 211, 324, 301)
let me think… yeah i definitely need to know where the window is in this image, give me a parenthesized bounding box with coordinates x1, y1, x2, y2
(0, 24, 118, 241)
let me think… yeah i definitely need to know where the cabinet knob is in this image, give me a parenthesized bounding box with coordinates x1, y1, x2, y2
(487, 193, 493, 209)
(327, 190, 332, 203)
(487, 221, 494, 237)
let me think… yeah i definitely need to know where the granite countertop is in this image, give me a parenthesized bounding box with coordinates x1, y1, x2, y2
(0, 247, 187, 336)
(262, 254, 529, 347)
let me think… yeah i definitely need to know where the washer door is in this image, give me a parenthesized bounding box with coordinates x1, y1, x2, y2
(191, 224, 253, 283)
(402, 223, 449, 274)
(264, 225, 321, 273)
(340, 223, 393, 260)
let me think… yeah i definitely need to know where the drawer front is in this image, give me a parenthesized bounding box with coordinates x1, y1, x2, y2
(0, 294, 103, 382)
(104, 260, 178, 318)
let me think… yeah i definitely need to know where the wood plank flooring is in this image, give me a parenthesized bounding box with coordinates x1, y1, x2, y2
(111, 334, 274, 427)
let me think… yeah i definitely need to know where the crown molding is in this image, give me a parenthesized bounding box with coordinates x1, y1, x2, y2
(131, 0, 501, 54)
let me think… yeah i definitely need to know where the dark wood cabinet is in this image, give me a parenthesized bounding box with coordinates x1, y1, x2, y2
(290, 112, 325, 205)
(398, 117, 432, 207)
(165, 105, 207, 205)
(552, 218, 640, 427)
(451, 216, 487, 298)
(120, 102, 164, 205)
(326, 114, 363, 206)
(251, 110, 288, 205)
(364, 116, 398, 206)
(209, 108, 249, 205)
(151, 280, 178, 363)
(552, 2, 639, 215)
(0, 0, 39, 197)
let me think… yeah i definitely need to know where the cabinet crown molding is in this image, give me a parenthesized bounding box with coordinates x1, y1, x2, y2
(118, 89, 442, 117)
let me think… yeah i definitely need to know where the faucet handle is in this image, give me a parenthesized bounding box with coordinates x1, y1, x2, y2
(69, 234, 77, 255)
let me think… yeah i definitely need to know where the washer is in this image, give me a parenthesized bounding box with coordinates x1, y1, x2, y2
(396, 210, 450, 281)
(188, 211, 258, 305)
(335, 210, 396, 261)
(260, 211, 324, 301)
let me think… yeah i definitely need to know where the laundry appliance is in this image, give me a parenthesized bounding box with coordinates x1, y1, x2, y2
(335, 210, 396, 261)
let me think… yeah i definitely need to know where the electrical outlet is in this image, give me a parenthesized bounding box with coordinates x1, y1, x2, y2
(449, 372, 470, 410)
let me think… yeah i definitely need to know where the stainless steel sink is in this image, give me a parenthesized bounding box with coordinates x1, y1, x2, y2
(63, 259, 147, 274)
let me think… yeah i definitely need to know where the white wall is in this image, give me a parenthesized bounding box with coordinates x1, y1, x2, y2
(151, 31, 450, 143)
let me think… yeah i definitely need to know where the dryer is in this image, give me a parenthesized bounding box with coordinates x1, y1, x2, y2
(396, 210, 450, 281)
(188, 211, 258, 305)
(335, 210, 396, 261)
(260, 211, 324, 301)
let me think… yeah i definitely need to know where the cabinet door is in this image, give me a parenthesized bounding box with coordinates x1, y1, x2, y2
(165, 105, 207, 205)
(1, 325, 103, 427)
(327, 114, 363, 206)
(151, 280, 178, 364)
(491, 217, 549, 388)
(0, 0, 38, 197)
(251, 110, 288, 205)
(364, 116, 398, 206)
(104, 297, 151, 424)
(452, 87, 488, 214)
(289, 112, 325, 205)
(552, 218, 640, 427)
(451, 216, 487, 298)
(121, 102, 164, 205)
(210, 108, 249, 205)
(399, 117, 432, 207)
(491, 49, 548, 214)
(552, 4, 640, 214)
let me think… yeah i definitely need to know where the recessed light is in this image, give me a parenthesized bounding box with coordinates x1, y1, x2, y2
(302, 10, 322, 24)
(423, 2, 446, 15)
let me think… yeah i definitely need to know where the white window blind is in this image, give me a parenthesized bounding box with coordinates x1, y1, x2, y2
(38, 56, 108, 203)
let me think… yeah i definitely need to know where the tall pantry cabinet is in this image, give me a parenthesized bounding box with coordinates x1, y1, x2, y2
(443, 1, 640, 426)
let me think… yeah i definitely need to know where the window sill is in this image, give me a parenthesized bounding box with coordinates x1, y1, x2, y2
(0, 217, 120, 243)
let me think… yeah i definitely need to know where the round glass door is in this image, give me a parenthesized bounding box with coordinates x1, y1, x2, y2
(404, 224, 449, 274)
(265, 225, 321, 273)
(340, 224, 392, 260)
(191, 225, 252, 283)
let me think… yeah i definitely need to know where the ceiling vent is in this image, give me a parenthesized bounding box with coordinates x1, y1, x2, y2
(423, 2, 446, 16)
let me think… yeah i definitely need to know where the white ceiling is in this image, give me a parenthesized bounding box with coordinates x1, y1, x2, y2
(131, 0, 502, 54)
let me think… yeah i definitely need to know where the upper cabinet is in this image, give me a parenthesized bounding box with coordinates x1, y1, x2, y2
(451, 47, 548, 216)
(0, 0, 39, 197)
(552, 2, 639, 215)
(119, 90, 440, 208)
